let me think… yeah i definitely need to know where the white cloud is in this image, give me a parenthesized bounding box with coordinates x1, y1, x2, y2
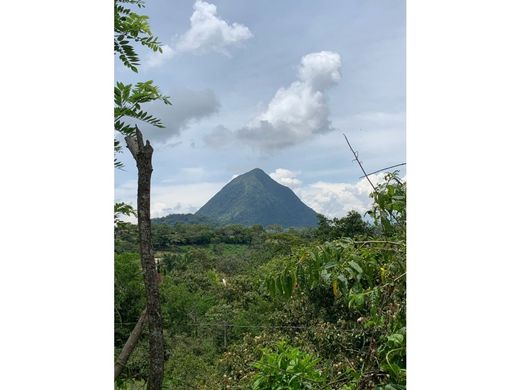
(233, 51, 341, 151)
(143, 44, 175, 69)
(115, 180, 226, 221)
(270, 168, 390, 218)
(298, 173, 387, 218)
(298, 51, 342, 90)
(269, 168, 302, 189)
(175, 1, 252, 55)
(142, 1, 252, 68)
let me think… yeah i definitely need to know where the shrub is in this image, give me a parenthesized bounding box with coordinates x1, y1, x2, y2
(251, 340, 327, 390)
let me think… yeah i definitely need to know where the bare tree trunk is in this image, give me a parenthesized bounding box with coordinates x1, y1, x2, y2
(126, 130, 164, 390)
(114, 308, 148, 380)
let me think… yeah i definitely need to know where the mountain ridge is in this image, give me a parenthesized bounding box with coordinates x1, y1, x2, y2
(155, 168, 318, 228)
(195, 168, 317, 227)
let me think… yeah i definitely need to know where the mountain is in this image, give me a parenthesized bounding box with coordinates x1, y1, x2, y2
(194, 168, 318, 227)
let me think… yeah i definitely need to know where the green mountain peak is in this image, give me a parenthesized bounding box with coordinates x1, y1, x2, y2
(194, 168, 318, 227)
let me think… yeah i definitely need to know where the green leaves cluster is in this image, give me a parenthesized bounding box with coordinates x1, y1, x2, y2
(114, 253, 145, 346)
(316, 211, 372, 241)
(114, 0, 163, 73)
(114, 81, 171, 137)
(259, 174, 406, 389)
(251, 341, 326, 390)
(367, 172, 406, 237)
(265, 239, 402, 305)
(113, 0, 172, 169)
(113, 80, 171, 168)
(114, 202, 136, 227)
(377, 328, 406, 388)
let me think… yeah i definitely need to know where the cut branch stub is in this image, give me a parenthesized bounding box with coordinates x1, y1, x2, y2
(125, 135, 139, 161)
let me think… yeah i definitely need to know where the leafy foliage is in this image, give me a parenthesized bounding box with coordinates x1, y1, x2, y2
(113, 0, 171, 168)
(114, 0, 163, 73)
(316, 210, 372, 241)
(115, 253, 145, 346)
(260, 174, 406, 389)
(367, 172, 406, 237)
(114, 202, 136, 226)
(115, 173, 406, 389)
(114, 81, 171, 136)
(251, 341, 326, 390)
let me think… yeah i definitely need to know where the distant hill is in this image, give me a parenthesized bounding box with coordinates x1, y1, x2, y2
(152, 213, 214, 226)
(193, 168, 318, 228)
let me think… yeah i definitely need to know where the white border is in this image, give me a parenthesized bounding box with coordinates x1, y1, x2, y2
(1, 1, 520, 388)
(408, 0, 520, 388)
(1, 0, 113, 388)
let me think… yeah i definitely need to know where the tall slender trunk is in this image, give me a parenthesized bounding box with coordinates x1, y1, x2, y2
(126, 130, 164, 390)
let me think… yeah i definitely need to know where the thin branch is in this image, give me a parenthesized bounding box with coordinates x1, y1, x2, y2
(359, 163, 406, 179)
(342, 132, 376, 191)
(352, 240, 406, 246)
(358, 272, 407, 297)
(115, 308, 148, 380)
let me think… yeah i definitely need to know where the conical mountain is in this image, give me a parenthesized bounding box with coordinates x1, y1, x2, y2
(195, 168, 318, 227)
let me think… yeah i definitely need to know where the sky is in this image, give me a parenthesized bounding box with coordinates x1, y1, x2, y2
(115, 0, 406, 220)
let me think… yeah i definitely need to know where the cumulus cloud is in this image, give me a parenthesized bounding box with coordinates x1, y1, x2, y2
(205, 51, 342, 151)
(238, 51, 341, 150)
(269, 168, 388, 218)
(140, 88, 220, 143)
(297, 176, 383, 218)
(298, 51, 342, 90)
(142, 1, 252, 68)
(175, 0, 252, 55)
(269, 168, 302, 189)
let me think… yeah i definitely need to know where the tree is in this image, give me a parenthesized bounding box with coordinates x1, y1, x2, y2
(315, 214, 332, 240)
(315, 211, 370, 241)
(333, 210, 370, 237)
(114, 1, 171, 388)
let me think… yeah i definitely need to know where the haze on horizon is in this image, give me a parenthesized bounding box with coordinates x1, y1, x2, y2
(115, 0, 406, 221)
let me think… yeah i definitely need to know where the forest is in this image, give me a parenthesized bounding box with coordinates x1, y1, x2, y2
(115, 172, 406, 389)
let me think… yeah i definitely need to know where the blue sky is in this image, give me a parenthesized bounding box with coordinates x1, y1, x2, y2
(115, 0, 406, 219)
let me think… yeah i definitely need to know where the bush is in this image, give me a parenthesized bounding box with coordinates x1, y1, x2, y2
(251, 340, 327, 389)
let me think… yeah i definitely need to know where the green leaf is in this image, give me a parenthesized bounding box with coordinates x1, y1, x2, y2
(320, 269, 331, 284)
(348, 260, 363, 274)
(337, 274, 349, 297)
(348, 293, 365, 309)
(387, 333, 404, 347)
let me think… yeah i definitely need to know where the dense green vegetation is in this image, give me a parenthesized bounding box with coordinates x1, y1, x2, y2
(153, 213, 214, 226)
(194, 168, 318, 228)
(115, 172, 406, 389)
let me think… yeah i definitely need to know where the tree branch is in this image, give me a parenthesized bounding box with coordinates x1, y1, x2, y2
(342, 132, 376, 191)
(359, 163, 406, 179)
(114, 308, 148, 380)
